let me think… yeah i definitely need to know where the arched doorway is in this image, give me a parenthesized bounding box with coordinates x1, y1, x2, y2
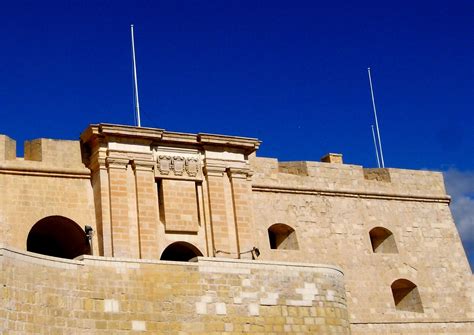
(27, 216, 90, 259)
(160, 242, 202, 262)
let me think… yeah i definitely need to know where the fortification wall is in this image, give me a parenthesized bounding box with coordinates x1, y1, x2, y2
(1, 127, 472, 334)
(250, 156, 474, 333)
(0, 138, 97, 252)
(0, 246, 349, 334)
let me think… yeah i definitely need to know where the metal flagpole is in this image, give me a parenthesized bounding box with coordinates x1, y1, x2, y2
(371, 125, 381, 168)
(367, 67, 385, 167)
(131, 24, 142, 127)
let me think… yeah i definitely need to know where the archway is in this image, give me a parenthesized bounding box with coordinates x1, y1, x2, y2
(27, 216, 90, 259)
(160, 242, 202, 262)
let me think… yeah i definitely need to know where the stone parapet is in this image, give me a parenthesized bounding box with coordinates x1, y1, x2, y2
(0, 246, 349, 334)
(251, 157, 449, 200)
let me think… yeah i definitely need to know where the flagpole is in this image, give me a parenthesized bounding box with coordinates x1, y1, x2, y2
(368, 67, 385, 167)
(131, 24, 141, 127)
(371, 125, 381, 168)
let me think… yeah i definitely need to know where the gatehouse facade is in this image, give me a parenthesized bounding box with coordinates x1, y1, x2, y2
(0, 123, 472, 334)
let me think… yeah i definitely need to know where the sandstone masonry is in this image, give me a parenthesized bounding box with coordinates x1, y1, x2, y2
(0, 124, 472, 334)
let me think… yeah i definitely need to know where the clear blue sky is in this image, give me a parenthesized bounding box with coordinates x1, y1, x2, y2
(1, 1, 473, 269)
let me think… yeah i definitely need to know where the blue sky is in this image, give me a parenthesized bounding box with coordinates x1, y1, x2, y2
(1, 1, 472, 269)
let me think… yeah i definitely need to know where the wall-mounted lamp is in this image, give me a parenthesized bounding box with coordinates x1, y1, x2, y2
(85, 225, 94, 243)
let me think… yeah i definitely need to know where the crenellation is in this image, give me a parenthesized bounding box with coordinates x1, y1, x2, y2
(0, 134, 16, 160)
(0, 124, 472, 334)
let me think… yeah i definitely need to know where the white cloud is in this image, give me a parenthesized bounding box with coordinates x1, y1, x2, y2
(444, 169, 474, 242)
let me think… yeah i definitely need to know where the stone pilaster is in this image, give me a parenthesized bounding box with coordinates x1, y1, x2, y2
(227, 167, 256, 259)
(89, 147, 112, 256)
(204, 165, 237, 257)
(132, 159, 159, 259)
(107, 157, 140, 258)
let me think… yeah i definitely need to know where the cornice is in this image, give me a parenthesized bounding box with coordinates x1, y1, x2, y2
(81, 124, 261, 155)
(252, 184, 451, 204)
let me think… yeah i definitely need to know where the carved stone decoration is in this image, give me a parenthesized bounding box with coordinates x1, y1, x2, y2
(158, 155, 172, 175)
(172, 156, 185, 176)
(185, 157, 199, 177)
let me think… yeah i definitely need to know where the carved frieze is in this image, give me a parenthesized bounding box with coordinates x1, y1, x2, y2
(155, 154, 202, 180)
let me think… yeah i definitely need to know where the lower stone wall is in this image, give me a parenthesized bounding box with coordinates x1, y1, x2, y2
(0, 247, 349, 334)
(351, 322, 474, 334)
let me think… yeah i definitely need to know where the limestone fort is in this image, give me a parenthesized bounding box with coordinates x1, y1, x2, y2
(0, 123, 472, 334)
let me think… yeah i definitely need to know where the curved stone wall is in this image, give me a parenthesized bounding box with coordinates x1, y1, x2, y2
(0, 246, 349, 334)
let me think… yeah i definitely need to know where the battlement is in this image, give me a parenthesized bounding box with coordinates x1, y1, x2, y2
(0, 134, 16, 160)
(0, 124, 472, 335)
(0, 134, 86, 173)
(251, 156, 449, 201)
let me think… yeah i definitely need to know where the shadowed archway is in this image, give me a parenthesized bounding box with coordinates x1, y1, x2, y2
(27, 216, 90, 259)
(160, 242, 203, 262)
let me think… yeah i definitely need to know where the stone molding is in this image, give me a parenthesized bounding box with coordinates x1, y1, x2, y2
(81, 123, 261, 156)
(227, 167, 253, 180)
(131, 159, 155, 172)
(252, 184, 451, 203)
(106, 157, 130, 170)
(203, 165, 226, 177)
(0, 165, 90, 179)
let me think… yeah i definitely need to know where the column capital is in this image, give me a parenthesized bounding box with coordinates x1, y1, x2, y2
(203, 165, 227, 177)
(131, 159, 156, 172)
(227, 167, 253, 180)
(106, 157, 130, 170)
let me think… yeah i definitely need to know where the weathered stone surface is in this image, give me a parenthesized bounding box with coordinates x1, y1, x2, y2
(0, 123, 472, 334)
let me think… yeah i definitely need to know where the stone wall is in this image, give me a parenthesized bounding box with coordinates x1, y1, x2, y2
(0, 137, 97, 252)
(250, 156, 474, 333)
(0, 246, 349, 334)
(1, 125, 472, 334)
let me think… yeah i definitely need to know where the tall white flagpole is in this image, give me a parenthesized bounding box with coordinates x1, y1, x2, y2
(131, 24, 141, 127)
(367, 67, 385, 168)
(371, 125, 381, 168)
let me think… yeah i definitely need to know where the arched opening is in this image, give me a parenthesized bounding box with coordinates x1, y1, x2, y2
(27, 216, 90, 259)
(369, 227, 398, 253)
(391, 279, 423, 313)
(160, 242, 202, 262)
(268, 223, 299, 250)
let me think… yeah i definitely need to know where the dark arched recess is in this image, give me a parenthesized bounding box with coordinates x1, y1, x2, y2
(369, 226, 398, 253)
(160, 242, 203, 262)
(268, 223, 299, 250)
(391, 278, 424, 313)
(27, 216, 90, 259)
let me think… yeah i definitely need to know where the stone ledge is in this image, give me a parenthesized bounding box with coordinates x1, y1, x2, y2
(0, 163, 90, 178)
(252, 184, 451, 203)
(0, 245, 342, 275)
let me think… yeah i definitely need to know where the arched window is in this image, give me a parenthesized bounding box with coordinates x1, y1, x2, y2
(160, 242, 203, 262)
(27, 216, 90, 259)
(268, 224, 299, 250)
(391, 279, 423, 313)
(369, 227, 398, 253)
